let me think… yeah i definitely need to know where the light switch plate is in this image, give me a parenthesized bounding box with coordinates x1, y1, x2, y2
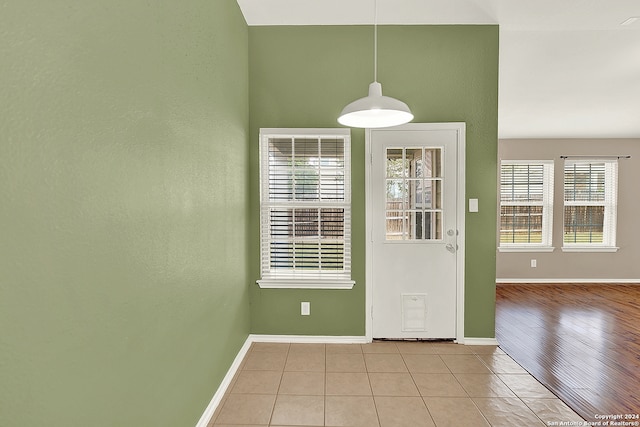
(301, 302, 310, 316)
(469, 198, 479, 212)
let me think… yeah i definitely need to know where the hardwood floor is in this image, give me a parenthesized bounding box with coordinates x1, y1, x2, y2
(496, 284, 640, 422)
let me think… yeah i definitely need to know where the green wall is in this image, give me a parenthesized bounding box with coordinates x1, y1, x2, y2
(0, 1, 249, 426)
(249, 25, 498, 338)
(0, 12, 499, 426)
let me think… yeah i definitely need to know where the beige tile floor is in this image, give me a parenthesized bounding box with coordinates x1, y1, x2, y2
(209, 341, 584, 427)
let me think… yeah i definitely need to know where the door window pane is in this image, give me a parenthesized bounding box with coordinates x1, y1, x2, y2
(406, 148, 422, 178)
(424, 148, 442, 178)
(386, 149, 404, 178)
(423, 212, 443, 240)
(386, 211, 405, 240)
(385, 147, 443, 241)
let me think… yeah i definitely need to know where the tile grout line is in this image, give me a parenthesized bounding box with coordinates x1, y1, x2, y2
(465, 352, 502, 427)
(519, 396, 563, 426)
(400, 350, 440, 427)
(366, 343, 383, 427)
(322, 359, 330, 426)
(268, 343, 289, 427)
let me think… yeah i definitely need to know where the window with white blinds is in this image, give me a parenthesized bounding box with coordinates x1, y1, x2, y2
(257, 129, 354, 289)
(499, 161, 554, 251)
(563, 160, 618, 251)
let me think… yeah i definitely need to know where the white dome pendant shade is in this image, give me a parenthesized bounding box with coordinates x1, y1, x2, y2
(337, 0, 413, 129)
(337, 81, 413, 128)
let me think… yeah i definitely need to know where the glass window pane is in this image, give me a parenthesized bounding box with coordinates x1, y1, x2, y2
(564, 206, 604, 243)
(386, 211, 404, 240)
(294, 208, 318, 238)
(294, 138, 318, 166)
(320, 170, 344, 201)
(422, 179, 442, 209)
(320, 138, 344, 168)
(320, 208, 344, 239)
(319, 137, 345, 201)
(270, 242, 293, 269)
(406, 148, 423, 178)
(423, 211, 442, 240)
(386, 179, 405, 208)
(424, 148, 442, 178)
(294, 169, 319, 200)
(320, 242, 344, 270)
(269, 169, 293, 201)
(501, 164, 544, 203)
(407, 210, 424, 240)
(270, 209, 293, 239)
(500, 206, 543, 244)
(268, 138, 293, 201)
(293, 138, 319, 200)
(406, 179, 421, 210)
(295, 242, 319, 269)
(386, 148, 404, 178)
(564, 163, 606, 202)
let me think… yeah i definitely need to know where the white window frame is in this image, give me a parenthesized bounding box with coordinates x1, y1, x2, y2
(499, 160, 554, 252)
(562, 159, 618, 253)
(257, 128, 354, 289)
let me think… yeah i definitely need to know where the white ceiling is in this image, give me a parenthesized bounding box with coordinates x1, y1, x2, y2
(237, 0, 640, 139)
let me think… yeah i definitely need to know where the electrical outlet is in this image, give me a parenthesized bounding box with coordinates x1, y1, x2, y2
(301, 302, 310, 316)
(531, 259, 537, 268)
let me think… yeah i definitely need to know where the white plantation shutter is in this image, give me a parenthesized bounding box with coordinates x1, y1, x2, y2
(563, 160, 618, 249)
(499, 161, 554, 249)
(258, 129, 353, 289)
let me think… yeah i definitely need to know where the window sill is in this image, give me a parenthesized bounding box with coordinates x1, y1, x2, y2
(498, 246, 555, 253)
(561, 246, 619, 253)
(257, 278, 355, 290)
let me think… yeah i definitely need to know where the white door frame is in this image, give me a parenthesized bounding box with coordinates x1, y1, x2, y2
(365, 122, 466, 343)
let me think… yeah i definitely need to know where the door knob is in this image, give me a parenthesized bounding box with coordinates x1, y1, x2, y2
(445, 243, 456, 253)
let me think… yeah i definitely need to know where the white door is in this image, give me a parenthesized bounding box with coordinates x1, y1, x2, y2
(370, 124, 462, 339)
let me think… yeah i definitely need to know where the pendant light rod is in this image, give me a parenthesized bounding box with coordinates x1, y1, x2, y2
(374, 0, 378, 82)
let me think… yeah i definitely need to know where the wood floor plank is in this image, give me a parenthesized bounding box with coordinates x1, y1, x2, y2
(496, 284, 640, 421)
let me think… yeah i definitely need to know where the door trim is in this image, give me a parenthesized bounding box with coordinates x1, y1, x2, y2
(365, 123, 466, 342)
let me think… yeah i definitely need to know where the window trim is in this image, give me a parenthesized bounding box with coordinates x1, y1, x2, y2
(562, 159, 618, 252)
(498, 160, 554, 252)
(498, 246, 555, 253)
(257, 128, 354, 290)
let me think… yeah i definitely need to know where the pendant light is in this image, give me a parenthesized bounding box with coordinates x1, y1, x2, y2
(338, 0, 413, 128)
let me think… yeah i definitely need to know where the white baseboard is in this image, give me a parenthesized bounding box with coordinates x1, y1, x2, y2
(497, 278, 640, 284)
(249, 334, 369, 344)
(194, 337, 252, 427)
(195, 334, 368, 427)
(462, 337, 500, 346)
